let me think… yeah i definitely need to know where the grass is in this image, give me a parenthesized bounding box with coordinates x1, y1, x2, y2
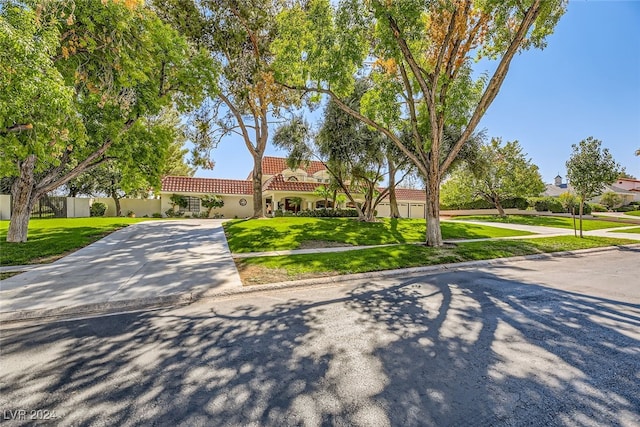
(223, 217, 533, 253)
(451, 214, 631, 231)
(624, 210, 640, 217)
(610, 227, 640, 233)
(0, 217, 157, 266)
(236, 236, 637, 285)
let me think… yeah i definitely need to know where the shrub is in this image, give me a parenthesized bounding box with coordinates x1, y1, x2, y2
(90, 202, 107, 217)
(170, 194, 189, 210)
(440, 197, 528, 210)
(582, 203, 593, 215)
(614, 203, 639, 212)
(152, 212, 162, 218)
(528, 197, 563, 213)
(274, 208, 360, 218)
(126, 210, 136, 218)
(201, 195, 224, 216)
(165, 208, 184, 217)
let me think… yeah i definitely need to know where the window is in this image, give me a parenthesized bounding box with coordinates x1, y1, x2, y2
(179, 196, 200, 213)
(287, 176, 299, 182)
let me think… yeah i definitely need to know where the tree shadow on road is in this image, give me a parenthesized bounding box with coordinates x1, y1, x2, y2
(1, 268, 638, 426)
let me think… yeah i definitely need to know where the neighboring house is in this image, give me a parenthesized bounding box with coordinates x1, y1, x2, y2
(160, 156, 428, 218)
(543, 175, 640, 205)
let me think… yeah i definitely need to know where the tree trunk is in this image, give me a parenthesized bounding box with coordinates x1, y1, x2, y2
(494, 197, 506, 217)
(111, 191, 122, 217)
(578, 199, 584, 238)
(251, 152, 264, 218)
(425, 175, 443, 247)
(7, 155, 38, 243)
(388, 155, 400, 218)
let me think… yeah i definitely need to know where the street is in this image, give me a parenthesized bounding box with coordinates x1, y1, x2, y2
(1, 248, 639, 426)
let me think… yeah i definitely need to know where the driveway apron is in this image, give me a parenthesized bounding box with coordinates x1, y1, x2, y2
(0, 220, 242, 315)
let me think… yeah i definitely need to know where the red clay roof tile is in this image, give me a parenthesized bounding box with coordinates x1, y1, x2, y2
(247, 156, 327, 179)
(161, 176, 253, 195)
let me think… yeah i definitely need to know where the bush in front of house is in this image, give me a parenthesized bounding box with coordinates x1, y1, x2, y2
(440, 197, 528, 211)
(589, 203, 607, 213)
(152, 212, 162, 218)
(165, 209, 184, 217)
(614, 203, 640, 212)
(90, 202, 107, 217)
(274, 208, 360, 218)
(528, 197, 564, 213)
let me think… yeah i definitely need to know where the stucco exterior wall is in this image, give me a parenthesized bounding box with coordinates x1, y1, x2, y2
(159, 193, 254, 218)
(0, 194, 11, 220)
(66, 197, 90, 217)
(92, 198, 161, 217)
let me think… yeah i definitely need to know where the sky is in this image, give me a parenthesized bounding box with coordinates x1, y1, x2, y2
(194, 0, 640, 184)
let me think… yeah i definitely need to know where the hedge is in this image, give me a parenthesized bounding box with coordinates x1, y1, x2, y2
(274, 208, 360, 218)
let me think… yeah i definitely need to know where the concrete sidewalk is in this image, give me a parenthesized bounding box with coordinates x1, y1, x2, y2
(0, 220, 242, 322)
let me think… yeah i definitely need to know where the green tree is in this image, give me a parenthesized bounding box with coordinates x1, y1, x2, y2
(2, 0, 214, 242)
(274, 83, 413, 222)
(618, 171, 636, 180)
(154, 0, 300, 218)
(566, 137, 621, 237)
(273, 0, 565, 246)
(201, 195, 224, 217)
(467, 138, 544, 216)
(440, 139, 544, 216)
(558, 192, 578, 213)
(158, 110, 195, 179)
(599, 192, 623, 211)
(313, 186, 332, 209)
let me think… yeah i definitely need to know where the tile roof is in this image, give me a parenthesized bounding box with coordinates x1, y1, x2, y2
(380, 188, 427, 202)
(161, 176, 253, 195)
(262, 174, 326, 192)
(247, 156, 327, 179)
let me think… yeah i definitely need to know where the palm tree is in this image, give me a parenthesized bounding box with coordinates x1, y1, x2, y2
(636, 148, 640, 156)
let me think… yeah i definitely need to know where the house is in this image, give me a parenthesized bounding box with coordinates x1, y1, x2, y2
(160, 156, 428, 218)
(543, 175, 640, 205)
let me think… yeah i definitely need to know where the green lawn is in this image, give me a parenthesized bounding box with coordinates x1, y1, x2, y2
(610, 227, 640, 233)
(451, 214, 631, 231)
(625, 210, 640, 217)
(0, 217, 157, 266)
(223, 217, 533, 253)
(237, 236, 636, 284)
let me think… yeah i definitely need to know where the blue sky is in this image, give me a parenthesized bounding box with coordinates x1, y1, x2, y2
(195, 1, 640, 183)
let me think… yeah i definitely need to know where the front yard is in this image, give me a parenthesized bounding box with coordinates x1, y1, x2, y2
(0, 218, 157, 266)
(223, 217, 533, 253)
(450, 214, 633, 230)
(236, 236, 637, 285)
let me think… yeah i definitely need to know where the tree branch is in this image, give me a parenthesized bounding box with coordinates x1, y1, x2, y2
(441, 0, 543, 173)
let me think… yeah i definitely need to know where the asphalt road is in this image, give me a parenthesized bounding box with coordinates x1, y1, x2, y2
(1, 248, 638, 426)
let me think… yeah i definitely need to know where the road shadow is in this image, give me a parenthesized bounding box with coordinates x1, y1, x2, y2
(1, 268, 638, 426)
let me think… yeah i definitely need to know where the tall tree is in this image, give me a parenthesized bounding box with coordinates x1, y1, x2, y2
(274, 90, 412, 222)
(68, 112, 181, 214)
(566, 137, 620, 237)
(1, 0, 214, 242)
(443, 138, 545, 216)
(273, 0, 565, 246)
(154, 0, 300, 218)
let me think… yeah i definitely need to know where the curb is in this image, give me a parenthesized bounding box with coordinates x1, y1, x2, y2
(2, 243, 639, 325)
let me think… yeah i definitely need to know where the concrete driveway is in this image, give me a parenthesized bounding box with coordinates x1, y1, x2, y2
(0, 220, 242, 318)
